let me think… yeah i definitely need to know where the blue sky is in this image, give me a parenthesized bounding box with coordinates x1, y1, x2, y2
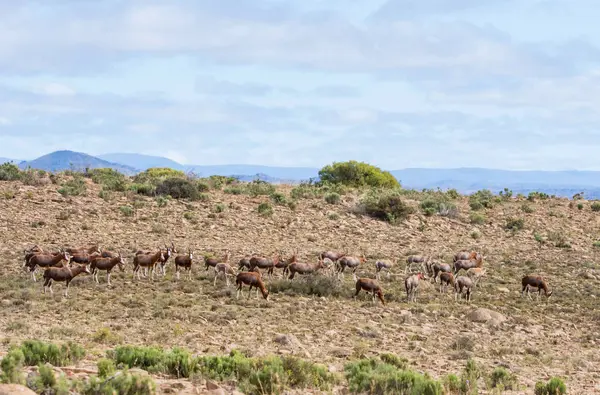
(0, 0, 599, 170)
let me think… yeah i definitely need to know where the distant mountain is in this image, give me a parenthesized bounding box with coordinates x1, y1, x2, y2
(19, 150, 138, 174)
(187, 164, 319, 181)
(0, 157, 19, 164)
(98, 153, 185, 171)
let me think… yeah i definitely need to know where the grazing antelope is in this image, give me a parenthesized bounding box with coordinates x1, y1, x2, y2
(453, 255, 483, 275)
(287, 257, 324, 280)
(336, 254, 366, 278)
(27, 250, 71, 282)
(521, 275, 553, 300)
(43, 264, 91, 297)
(132, 249, 164, 281)
(214, 262, 236, 286)
(406, 255, 431, 274)
(353, 274, 385, 305)
(235, 272, 269, 300)
(204, 250, 231, 271)
(454, 276, 474, 302)
(174, 249, 194, 280)
(405, 272, 425, 302)
(439, 272, 455, 293)
(432, 262, 452, 283)
(89, 253, 126, 286)
(466, 267, 487, 286)
(249, 252, 281, 278)
(375, 259, 393, 280)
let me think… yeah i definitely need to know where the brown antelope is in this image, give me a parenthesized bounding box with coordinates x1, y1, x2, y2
(466, 267, 487, 286)
(238, 256, 252, 271)
(521, 275, 553, 300)
(23, 245, 45, 267)
(453, 255, 483, 275)
(353, 274, 385, 305)
(275, 250, 297, 277)
(27, 249, 71, 282)
(432, 262, 452, 283)
(174, 249, 194, 280)
(204, 250, 231, 271)
(132, 248, 164, 281)
(336, 253, 366, 278)
(89, 253, 126, 286)
(375, 259, 393, 280)
(214, 262, 236, 286)
(454, 251, 481, 263)
(287, 256, 324, 280)
(42, 264, 91, 297)
(235, 272, 269, 300)
(405, 255, 432, 274)
(405, 272, 425, 302)
(454, 276, 474, 302)
(136, 242, 174, 277)
(319, 250, 346, 263)
(69, 250, 101, 264)
(249, 252, 281, 278)
(439, 272, 455, 293)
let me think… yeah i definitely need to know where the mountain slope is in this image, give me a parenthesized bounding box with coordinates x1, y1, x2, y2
(98, 153, 186, 171)
(20, 150, 138, 174)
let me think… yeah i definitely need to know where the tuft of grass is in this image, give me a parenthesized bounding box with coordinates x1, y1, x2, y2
(270, 192, 288, 205)
(214, 203, 226, 213)
(469, 212, 486, 225)
(324, 192, 341, 205)
(0, 348, 25, 384)
(490, 367, 518, 390)
(504, 217, 525, 232)
(257, 202, 273, 217)
(15, 340, 85, 367)
(535, 377, 567, 395)
(521, 203, 535, 213)
(592, 201, 600, 212)
(119, 205, 134, 217)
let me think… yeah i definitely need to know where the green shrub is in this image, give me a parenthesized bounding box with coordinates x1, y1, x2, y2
(548, 231, 571, 249)
(535, 377, 567, 395)
(490, 367, 518, 390)
(196, 181, 210, 192)
(245, 180, 276, 196)
(443, 374, 461, 394)
(528, 191, 549, 202)
(214, 203, 226, 213)
(87, 168, 127, 191)
(318, 160, 399, 188)
(155, 196, 169, 207)
(344, 357, 443, 394)
(58, 176, 87, 197)
(257, 202, 273, 217)
(206, 175, 237, 190)
(521, 204, 535, 213)
(504, 217, 525, 232)
(97, 359, 117, 379)
(469, 189, 494, 210)
(155, 178, 200, 200)
(0, 162, 21, 181)
(591, 201, 600, 212)
(324, 192, 341, 205)
(291, 182, 319, 199)
(18, 340, 85, 367)
(224, 185, 244, 195)
(129, 183, 155, 196)
(459, 358, 481, 395)
(28, 363, 71, 395)
(499, 187, 513, 200)
(110, 346, 196, 378)
(133, 168, 186, 186)
(119, 206, 134, 217)
(0, 348, 25, 384)
(83, 369, 157, 395)
(270, 192, 287, 205)
(420, 197, 458, 217)
(357, 189, 415, 223)
(469, 213, 486, 225)
(577, 203, 584, 210)
(593, 241, 600, 248)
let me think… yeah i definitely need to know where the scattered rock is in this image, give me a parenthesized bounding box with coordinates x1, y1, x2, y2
(468, 308, 506, 324)
(0, 384, 37, 395)
(497, 287, 510, 294)
(206, 380, 220, 391)
(330, 347, 352, 358)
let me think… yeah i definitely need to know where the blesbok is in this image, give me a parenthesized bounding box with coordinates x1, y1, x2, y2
(453, 255, 483, 275)
(249, 252, 281, 278)
(432, 262, 452, 283)
(132, 248, 165, 281)
(238, 256, 252, 271)
(439, 272, 455, 293)
(454, 276, 474, 302)
(521, 275, 553, 300)
(353, 274, 385, 305)
(405, 255, 432, 274)
(336, 254, 366, 278)
(319, 250, 346, 263)
(89, 253, 126, 286)
(214, 262, 236, 286)
(453, 251, 481, 263)
(287, 257, 324, 280)
(27, 250, 71, 282)
(235, 272, 269, 300)
(405, 272, 425, 302)
(466, 267, 487, 286)
(204, 250, 231, 271)
(136, 242, 174, 277)
(174, 249, 194, 280)
(375, 259, 393, 280)
(42, 264, 91, 297)
(274, 250, 297, 277)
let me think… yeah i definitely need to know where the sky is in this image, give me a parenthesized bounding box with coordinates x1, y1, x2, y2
(0, 0, 599, 170)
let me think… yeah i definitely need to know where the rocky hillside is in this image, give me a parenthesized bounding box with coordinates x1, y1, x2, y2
(0, 177, 598, 394)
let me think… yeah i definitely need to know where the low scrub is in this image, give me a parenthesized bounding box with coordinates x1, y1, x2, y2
(58, 175, 87, 197)
(111, 345, 196, 378)
(357, 189, 415, 223)
(420, 196, 458, 217)
(504, 217, 525, 232)
(0, 162, 21, 181)
(318, 160, 399, 189)
(490, 367, 518, 390)
(469, 189, 494, 210)
(535, 377, 567, 395)
(344, 356, 443, 394)
(155, 177, 201, 200)
(87, 168, 127, 192)
(133, 168, 186, 186)
(83, 369, 157, 395)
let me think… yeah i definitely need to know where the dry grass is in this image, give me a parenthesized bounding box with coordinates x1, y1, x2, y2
(0, 179, 599, 393)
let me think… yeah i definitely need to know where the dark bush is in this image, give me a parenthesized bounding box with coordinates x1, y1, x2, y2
(156, 178, 200, 200)
(358, 189, 415, 223)
(319, 160, 399, 188)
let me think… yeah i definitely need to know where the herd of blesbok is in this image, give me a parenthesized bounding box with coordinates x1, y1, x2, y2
(21, 243, 553, 303)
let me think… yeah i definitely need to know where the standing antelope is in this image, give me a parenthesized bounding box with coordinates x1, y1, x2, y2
(454, 255, 483, 275)
(249, 252, 281, 278)
(454, 276, 474, 302)
(521, 275, 553, 300)
(353, 274, 385, 305)
(43, 264, 91, 297)
(466, 267, 487, 286)
(336, 254, 366, 278)
(89, 253, 126, 286)
(287, 257, 324, 280)
(204, 250, 231, 271)
(405, 272, 425, 302)
(132, 249, 164, 281)
(406, 255, 431, 274)
(66, 245, 101, 255)
(27, 250, 71, 282)
(439, 272, 455, 293)
(214, 262, 236, 286)
(319, 250, 346, 263)
(174, 249, 194, 280)
(432, 262, 452, 283)
(235, 272, 269, 300)
(375, 259, 393, 280)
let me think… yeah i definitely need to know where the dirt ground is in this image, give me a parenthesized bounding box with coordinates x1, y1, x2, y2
(1, 180, 600, 394)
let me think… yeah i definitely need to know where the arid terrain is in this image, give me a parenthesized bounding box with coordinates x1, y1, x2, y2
(1, 177, 599, 394)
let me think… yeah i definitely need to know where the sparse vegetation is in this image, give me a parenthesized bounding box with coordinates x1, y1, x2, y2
(591, 201, 600, 212)
(357, 188, 415, 223)
(0, 162, 22, 181)
(318, 160, 399, 188)
(58, 175, 87, 196)
(324, 192, 341, 205)
(505, 217, 525, 232)
(257, 202, 273, 216)
(535, 377, 567, 395)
